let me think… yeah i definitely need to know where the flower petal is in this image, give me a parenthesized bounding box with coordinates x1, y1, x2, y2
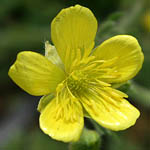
(40, 97, 84, 142)
(8, 51, 65, 96)
(92, 35, 144, 83)
(80, 87, 140, 131)
(45, 41, 64, 69)
(51, 4, 97, 71)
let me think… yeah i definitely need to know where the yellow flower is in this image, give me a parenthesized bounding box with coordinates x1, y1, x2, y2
(8, 5, 144, 142)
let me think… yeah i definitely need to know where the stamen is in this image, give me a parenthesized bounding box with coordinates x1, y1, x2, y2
(54, 56, 126, 122)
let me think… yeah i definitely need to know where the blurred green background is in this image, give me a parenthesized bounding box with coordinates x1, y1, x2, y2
(0, 0, 150, 150)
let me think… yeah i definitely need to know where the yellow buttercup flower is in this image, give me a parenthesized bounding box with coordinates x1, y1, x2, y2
(9, 5, 144, 142)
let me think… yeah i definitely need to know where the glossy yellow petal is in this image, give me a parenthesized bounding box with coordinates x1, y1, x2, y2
(80, 87, 140, 131)
(40, 97, 84, 142)
(93, 35, 144, 83)
(51, 4, 97, 72)
(8, 51, 65, 96)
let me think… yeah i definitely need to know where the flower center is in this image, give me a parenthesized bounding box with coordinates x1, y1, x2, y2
(67, 71, 88, 96)
(56, 56, 120, 101)
(65, 56, 120, 97)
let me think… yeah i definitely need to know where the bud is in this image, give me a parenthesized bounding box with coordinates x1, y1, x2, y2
(69, 128, 101, 150)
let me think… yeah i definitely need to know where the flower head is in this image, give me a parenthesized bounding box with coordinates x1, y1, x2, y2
(9, 5, 144, 142)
